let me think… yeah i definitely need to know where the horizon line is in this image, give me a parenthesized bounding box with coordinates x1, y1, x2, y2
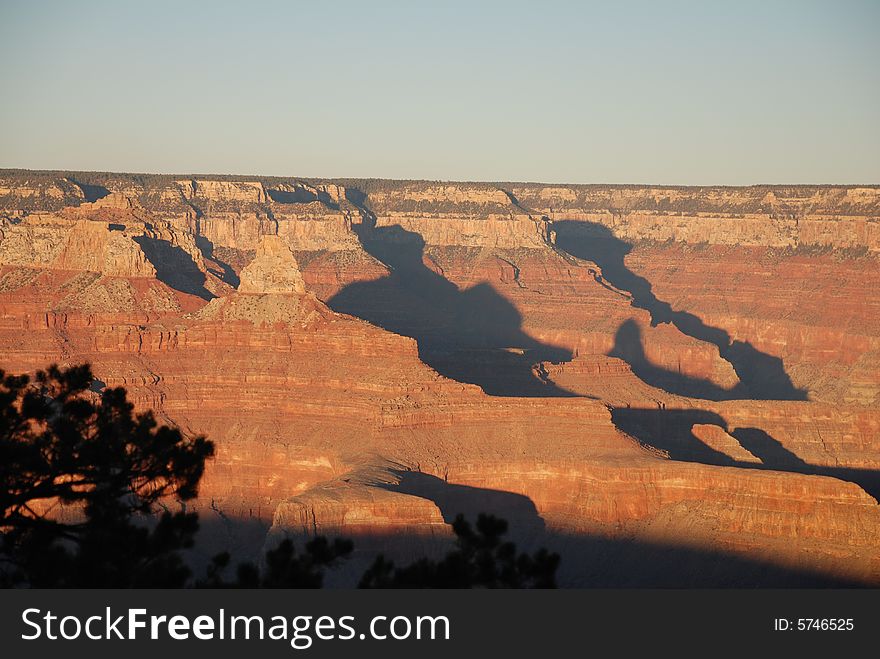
(1, 166, 879, 190)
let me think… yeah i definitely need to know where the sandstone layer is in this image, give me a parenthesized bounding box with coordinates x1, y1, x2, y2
(1, 170, 878, 586)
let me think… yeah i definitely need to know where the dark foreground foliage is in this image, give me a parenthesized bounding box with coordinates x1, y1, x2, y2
(0, 364, 214, 587)
(198, 537, 356, 589)
(1, 363, 559, 588)
(359, 514, 560, 588)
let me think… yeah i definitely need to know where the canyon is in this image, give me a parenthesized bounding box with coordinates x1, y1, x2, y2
(1, 170, 878, 586)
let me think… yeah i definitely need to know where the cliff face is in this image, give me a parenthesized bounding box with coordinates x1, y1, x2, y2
(236, 235, 306, 295)
(52, 220, 157, 277)
(1, 169, 879, 586)
(5, 173, 876, 251)
(361, 181, 880, 250)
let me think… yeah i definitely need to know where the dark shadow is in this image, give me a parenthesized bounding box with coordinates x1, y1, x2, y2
(612, 407, 880, 500)
(730, 427, 805, 467)
(134, 236, 215, 300)
(612, 407, 739, 465)
(730, 427, 880, 500)
(327, 219, 575, 396)
(343, 187, 372, 216)
(552, 221, 808, 401)
(108, 223, 126, 232)
(317, 527, 866, 588)
(541, 530, 867, 587)
(342, 474, 868, 587)
(70, 179, 110, 203)
(610, 320, 734, 400)
(183, 509, 272, 579)
(382, 471, 546, 537)
(267, 186, 339, 210)
(195, 235, 240, 288)
(499, 188, 526, 211)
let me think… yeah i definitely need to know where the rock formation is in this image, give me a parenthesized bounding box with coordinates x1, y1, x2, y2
(52, 220, 156, 277)
(1, 169, 878, 586)
(237, 235, 306, 295)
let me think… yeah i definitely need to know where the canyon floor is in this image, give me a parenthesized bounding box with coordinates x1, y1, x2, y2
(1, 171, 878, 586)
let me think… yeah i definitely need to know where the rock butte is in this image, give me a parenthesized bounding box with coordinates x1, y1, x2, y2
(1, 170, 879, 586)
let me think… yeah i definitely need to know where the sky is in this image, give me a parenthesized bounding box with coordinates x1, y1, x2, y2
(0, 0, 878, 184)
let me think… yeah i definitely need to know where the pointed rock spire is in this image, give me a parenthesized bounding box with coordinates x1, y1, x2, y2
(238, 234, 306, 295)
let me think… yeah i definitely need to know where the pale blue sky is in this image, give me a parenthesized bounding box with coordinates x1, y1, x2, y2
(1, 0, 878, 184)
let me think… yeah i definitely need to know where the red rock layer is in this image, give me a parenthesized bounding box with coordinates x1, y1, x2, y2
(1, 172, 879, 585)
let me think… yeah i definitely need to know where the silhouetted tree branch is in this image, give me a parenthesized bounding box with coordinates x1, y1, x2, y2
(0, 364, 214, 587)
(198, 537, 355, 588)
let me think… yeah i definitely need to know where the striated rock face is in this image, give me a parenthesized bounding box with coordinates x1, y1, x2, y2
(373, 215, 549, 249)
(238, 235, 306, 295)
(1, 169, 879, 586)
(690, 423, 763, 463)
(519, 184, 880, 251)
(183, 179, 268, 204)
(0, 215, 75, 267)
(52, 220, 156, 277)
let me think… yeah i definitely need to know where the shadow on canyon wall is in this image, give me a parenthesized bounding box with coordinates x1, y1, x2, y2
(181, 474, 871, 587)
(612, 407, 880, 500)
(342, 474, 865, 587)
(610, 320, 739, 400)
(382, 471, 547, 536)
(186, 508, 272, 576)
(541, 530, 866, 587)
(319, 528, 866, 587)
(551, 220, 808, 402)
(267, 186, 340, 210)
(327, 222, 575, 397)
(70, 179, 111, 203)
(196, 235, 241, 288)
(134, 235, 215, 300)
(600, 315, 880, 499)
